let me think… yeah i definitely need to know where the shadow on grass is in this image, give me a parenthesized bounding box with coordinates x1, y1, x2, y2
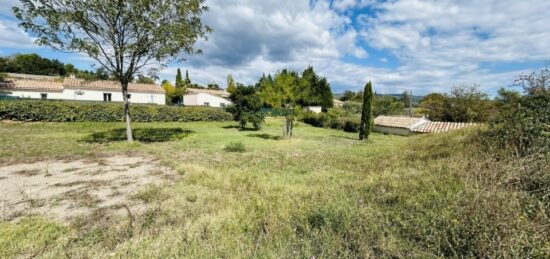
(83, 128, 193, 143)
(222, 124, 261, 131)
(247, 133, 281, 140)
(330, 135, 360, 141)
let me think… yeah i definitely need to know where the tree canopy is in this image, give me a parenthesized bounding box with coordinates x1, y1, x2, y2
(14, 0, 211, 142)
(227, 85, 264, 130)
(14, 0, 211, 84)
(226, 74, 236, 94)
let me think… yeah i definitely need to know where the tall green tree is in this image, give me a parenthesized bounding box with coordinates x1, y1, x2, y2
(419, 93, 447, 120)
(0, 53, 66, 75)
(359, 81, 373, 140)
(259, 70, 299, 139)
(14, 0, 210, 142)
(184, 70, 192, 87)
(296, 67, 333, 110)
(175, 68, 184, 88)
(226, 74, 236, 94)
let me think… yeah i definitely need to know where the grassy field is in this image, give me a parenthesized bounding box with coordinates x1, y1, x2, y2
(0, 119, 548, 258)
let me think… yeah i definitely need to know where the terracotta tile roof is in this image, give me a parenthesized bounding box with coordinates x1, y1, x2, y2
(0, 79, 63, 92)
(413, 121, 477, 133)
(6, 73, 60, 80)
(374, 116, 428, 129)
(63, 78, 164, 94)
(186, 88, 229, 98)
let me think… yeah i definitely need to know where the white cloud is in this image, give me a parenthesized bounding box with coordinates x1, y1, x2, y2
(355, 0, 550, 93)
(0, 0, 20, 16)
(0, 19, 35, 48)
(1, 0, 546, 95)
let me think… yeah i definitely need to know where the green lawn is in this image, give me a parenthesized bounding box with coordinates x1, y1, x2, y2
(0, 119, 547, 258)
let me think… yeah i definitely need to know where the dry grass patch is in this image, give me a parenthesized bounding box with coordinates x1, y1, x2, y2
(0, 155, 178, 221)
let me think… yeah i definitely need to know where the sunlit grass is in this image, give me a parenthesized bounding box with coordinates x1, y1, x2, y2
(0, 119, 547, 258)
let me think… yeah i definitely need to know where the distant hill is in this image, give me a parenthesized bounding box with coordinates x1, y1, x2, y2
(377, 94, 424, 105)
(333, 93, 425, 105)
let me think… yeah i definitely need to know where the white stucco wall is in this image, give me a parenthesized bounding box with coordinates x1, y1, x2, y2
(1, 89, 165, 105)
(183, 93, 231, 108)
(373, 126, 412, 136)
(305, 106, 323, 113)
(63, 89, 165, 105)
(0, 90, 64, 99)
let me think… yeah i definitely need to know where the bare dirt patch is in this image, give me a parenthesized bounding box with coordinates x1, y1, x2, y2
(0, 155, 177, 222)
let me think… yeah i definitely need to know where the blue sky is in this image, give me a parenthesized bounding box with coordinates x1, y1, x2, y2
(1, 0, 549, 95)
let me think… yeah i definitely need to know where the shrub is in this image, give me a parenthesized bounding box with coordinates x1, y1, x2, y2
(299, 111, 360, 133)
(0, 100, 232, 122)
(227, 85, 264, 130)
(224, 142, 246, 152)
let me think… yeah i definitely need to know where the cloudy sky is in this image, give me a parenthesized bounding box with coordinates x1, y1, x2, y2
(1, 0, 549, 95)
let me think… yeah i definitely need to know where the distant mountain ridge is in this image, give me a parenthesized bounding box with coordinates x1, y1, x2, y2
(333, 93, 425, 105)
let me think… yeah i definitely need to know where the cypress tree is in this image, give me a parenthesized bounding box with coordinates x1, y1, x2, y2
(184, 69, 191, 86)
(359, 81, 373, 140)
(175, 68, 183, 88)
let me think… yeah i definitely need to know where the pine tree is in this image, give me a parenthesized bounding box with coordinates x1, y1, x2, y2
(359, 81, 373, 140)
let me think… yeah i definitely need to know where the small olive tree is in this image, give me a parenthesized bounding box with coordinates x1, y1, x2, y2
(14, 0, 211, 142)
(359, 81, 373, 140)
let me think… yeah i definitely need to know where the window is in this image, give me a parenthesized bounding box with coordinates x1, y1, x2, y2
(204, 102, 210, 106)
(103, 93, 112, 102)
(40, 93, 47, 99)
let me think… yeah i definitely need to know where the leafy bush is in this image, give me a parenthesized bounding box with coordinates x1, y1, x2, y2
(477, 68, 549, 207)
(0, 100, 232, 122)
(224, 141, 246, 152)
(83, 128, 192, 143)
(300, 110, 360, 133)
(227, 85, 264, 130)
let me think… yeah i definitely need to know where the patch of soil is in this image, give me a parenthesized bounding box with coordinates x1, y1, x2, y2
(0, 155, 177, 222)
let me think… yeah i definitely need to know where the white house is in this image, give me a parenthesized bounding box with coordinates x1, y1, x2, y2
(0, 73, 165, 105)
(373, 115, 477, 136)
(305, 106, 323, 113)
(183, 88, 232, 108)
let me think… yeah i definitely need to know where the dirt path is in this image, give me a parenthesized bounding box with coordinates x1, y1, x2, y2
(0, 155, 176, 221)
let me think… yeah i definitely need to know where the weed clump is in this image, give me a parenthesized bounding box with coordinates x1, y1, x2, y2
(224, 142, 246, 152)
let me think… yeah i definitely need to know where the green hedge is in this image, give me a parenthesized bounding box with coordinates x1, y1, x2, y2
(300, 112, 360, 133)
(0, 100, 232, 122)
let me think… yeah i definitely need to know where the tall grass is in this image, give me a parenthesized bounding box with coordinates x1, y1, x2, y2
(0, 120, 548, 257)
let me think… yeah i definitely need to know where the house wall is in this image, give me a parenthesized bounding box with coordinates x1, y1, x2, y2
(0, 89, 165, 105)
(0, 90, 64, 99)
(63, 89, 165, 105)
(305, 106, 323, 113)
(373, 126, 411, 136)
(183, 93, 231, 108)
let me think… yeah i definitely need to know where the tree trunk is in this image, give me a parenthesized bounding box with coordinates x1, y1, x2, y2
(283, 104, 294, 139)
(122, 83, 134, 142)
